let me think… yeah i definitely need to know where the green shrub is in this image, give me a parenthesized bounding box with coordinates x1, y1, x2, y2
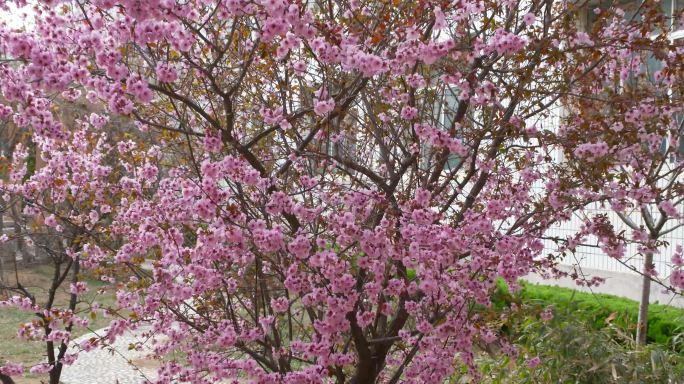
(478, 307, 684, 384)
(491, 279, 684, 348)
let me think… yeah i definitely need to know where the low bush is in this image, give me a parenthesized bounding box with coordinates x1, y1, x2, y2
(491, 279, 684, 348)
(478, 306, 684, 383)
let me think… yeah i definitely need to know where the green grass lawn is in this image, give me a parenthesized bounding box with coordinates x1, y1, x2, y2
(1, 263, 118, 383)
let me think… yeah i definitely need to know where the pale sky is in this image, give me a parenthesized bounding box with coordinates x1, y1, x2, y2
(1, 2, 35, 30)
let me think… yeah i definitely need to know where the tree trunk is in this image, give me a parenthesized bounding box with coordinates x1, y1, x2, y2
(0, 373, 16, 384)
(9, 204, 31, 265)
(49, 364, 62, 384)
(0, 207, 5, 297)
(636, 250, 653, 347)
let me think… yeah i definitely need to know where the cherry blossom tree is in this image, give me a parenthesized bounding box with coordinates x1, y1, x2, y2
(554, 0, 684, 347)
(0, 0, 682, 383)
(0, 98, 128, 383)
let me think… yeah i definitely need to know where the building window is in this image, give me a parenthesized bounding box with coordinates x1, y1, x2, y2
(440, 86, 463, 171)
(585, 0, 684, 32)
(582, 1, 684, 160)
(420, 84, 464, 172)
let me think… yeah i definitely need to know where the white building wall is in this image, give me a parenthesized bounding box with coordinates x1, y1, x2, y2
(528, 98, 684, 306)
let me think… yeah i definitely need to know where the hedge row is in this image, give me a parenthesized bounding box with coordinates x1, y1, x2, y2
(491, 280, 684, 347)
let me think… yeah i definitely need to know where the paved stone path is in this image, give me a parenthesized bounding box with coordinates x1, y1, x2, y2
(60, 326, 159, 384)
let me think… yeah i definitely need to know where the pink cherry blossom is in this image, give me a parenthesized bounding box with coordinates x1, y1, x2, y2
(313, 98, 335, 116)
(0, 1, 682, 382)
(523, 12, 536, 26)
(155, 62, 178, 83)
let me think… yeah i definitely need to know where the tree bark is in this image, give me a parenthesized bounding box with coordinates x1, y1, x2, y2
(0, 207, 5, 297)
(636, 250, 653, 347)
(49, 364, 62, 384)
(0, 373, 15, 384)
(9, 204, 31, 265)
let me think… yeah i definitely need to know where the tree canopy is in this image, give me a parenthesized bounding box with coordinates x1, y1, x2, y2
(1, 0, 684, 383)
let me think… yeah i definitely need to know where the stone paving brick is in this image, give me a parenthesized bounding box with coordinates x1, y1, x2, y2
(61, 326, 158, 384)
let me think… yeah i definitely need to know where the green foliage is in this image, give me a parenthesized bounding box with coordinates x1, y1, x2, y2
(24, 140, 37, 180)
(491, 280, 684, 348)
(479, 305, 684, 384)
